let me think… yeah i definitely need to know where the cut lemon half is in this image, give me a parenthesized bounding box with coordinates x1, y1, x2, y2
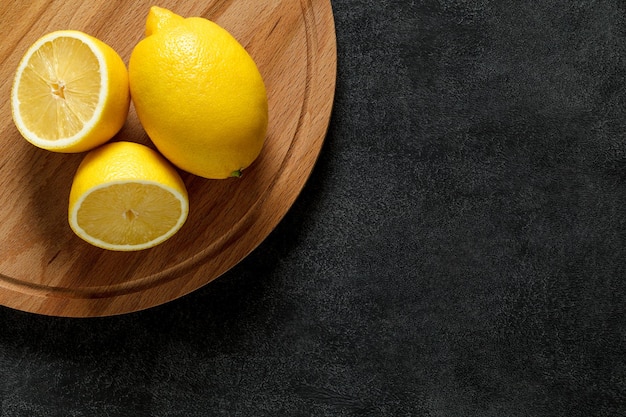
(11, 30, 130, 153)
(68, 141, 189, 251)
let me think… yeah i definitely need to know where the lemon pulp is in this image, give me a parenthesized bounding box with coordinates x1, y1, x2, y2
(75, 182, 184, 248)
(17, 37, 100, 140)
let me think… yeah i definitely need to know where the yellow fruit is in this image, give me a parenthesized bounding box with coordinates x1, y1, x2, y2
(129, 6, 268, 179)
(68, 141, 189, 251)
(11, 30, 130, 153)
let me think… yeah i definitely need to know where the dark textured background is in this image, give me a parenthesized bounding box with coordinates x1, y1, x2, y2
(1, 0, 625, 416)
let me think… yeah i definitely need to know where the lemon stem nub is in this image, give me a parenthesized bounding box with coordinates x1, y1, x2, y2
(230, 170, 242, 178)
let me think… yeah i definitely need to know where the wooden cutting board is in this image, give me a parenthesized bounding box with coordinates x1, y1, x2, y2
(0, 1, 336, 317)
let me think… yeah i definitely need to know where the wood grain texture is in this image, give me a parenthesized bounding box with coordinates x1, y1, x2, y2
(0, 0, 336, 316)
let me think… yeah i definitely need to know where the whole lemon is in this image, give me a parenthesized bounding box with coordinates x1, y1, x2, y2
(129, 6, 268, 179)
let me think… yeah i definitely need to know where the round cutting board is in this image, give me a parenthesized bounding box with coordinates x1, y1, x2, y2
(0, 1, 336, 317)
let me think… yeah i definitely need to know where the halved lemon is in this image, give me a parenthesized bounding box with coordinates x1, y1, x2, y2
(11, 30, 130, 152)
(68, 141, 189, 251)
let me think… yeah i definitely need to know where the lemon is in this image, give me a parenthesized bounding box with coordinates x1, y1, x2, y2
(11, 30, 130, 153)
(129, 6, 268, 179)
(68, 141, 189, 251)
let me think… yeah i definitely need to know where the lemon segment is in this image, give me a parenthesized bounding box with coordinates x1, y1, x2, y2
(68, 142, 189, 251)
(129, 7, 268, 179)
(11, 30, 130, 153)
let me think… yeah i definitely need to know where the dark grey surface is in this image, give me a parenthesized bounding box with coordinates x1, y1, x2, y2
(1, 1, 625, 416)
